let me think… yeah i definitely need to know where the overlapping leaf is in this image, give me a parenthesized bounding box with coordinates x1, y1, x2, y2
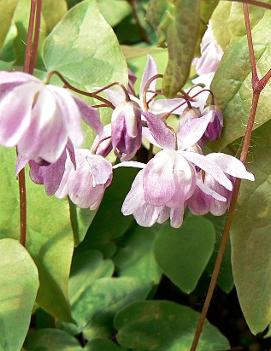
(0, 148, 73, 321)
(115, 301, 230, 351)
(0, 239, 39, 351)
(211, 11, 271, 150)
(44, 0, 128, 90)
(231, 121, 271, 334)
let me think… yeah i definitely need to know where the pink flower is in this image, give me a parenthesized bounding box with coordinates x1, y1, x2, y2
(120, 149, 254, 228)
(111, 100, 142, 160)
(192, 25, 223, 88)
(31, 148, 112, 210)
(0, 71, 102, 165)
(91, 124, 113, 158)
(177, 106, 223, 149)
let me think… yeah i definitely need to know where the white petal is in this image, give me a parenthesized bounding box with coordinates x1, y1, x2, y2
(196, 178, 227, 202)
(178, 112, 213, 150)
(143, 150, 176, 206)
(206, 153, 255, 181)
(140, 55, 158, 103)
(181, 151, 233, 191)
(121, 170, 145, 215)
(150, 98, 186, 115)
(0, 82, 40, 146)
(170, 207, 185, 228)
(49, 85, 83, 147)
(18, 85, 67, 163)
(134, 204, 161, 227)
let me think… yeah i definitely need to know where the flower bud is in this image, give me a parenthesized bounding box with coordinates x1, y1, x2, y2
(91, 124, 113, 158)
(111, 100, 142, 161)
(203, 106, 223, 142)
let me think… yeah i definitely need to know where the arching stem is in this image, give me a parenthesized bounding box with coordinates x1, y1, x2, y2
(19, 0, 42, 247)
(190, 4, 271, 350)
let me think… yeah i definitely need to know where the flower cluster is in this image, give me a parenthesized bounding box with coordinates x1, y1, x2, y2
(0, 29, 254, 228)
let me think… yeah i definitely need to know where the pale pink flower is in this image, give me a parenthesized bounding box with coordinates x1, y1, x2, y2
(0, 71, 102, 165)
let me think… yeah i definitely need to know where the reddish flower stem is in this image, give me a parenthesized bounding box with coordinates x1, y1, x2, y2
(190, 3, 270, 350)
(229, 0, 271, 10)
(19, 0, 42, 247)
(29, 0, 42, 74)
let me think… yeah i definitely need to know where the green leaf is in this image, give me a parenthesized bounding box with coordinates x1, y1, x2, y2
(197, 0, 218, 54)
(154, 216, 216, 293)
(76, 168, 138, 257)
(0, 60, 14, 70)
(42, 0, 67, 32)
(97, 0, 131, 27)
(43, 0, 128, 90)
(0, 147, 74, 321)
(114, 225, 161, 285)
(161, 0, 200, 97)
(0, 238, 39, 351)
(211, 11, 271, 150)
(72, 277, 149, 332)
(69, 250, 114, 307)
(231, 121, 271, 334)
(211, 2, 269, 50)
(25, 329, 82, 350)
(115, 301, 230, 351)
(0, 0, 18, 50)
(68, 200, 96, 246)
(86, 339, 126, 351)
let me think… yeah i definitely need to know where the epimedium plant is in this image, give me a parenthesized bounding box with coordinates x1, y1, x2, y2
(0, 0, 271, 350)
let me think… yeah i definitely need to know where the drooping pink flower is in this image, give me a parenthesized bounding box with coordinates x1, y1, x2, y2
(193, 25, 223, 88)
(177, 106, 223, 149)
(202, 106, 223, 142)
(0, 71, 102, 164)
(111, 100, 142, 160)
(30, 147, 112, 210)
(91, 124, 113, 158)
(120, 145, 254, 228)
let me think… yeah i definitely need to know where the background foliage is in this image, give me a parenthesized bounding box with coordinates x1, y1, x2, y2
(0, 0, 271, 350)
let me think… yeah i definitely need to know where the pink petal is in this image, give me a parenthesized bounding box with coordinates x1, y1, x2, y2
(150, 98, 186, 115)
(0, 71, 39, 98)
(49, 85, 83, 147)
(18, 85, 67, 163)
(68, 166, 104, 208)
(0, 82, 40, 146)
(121, 170, 145, 215)
(143, 112, 176, 149)
(170, 206, 185, 228)
(140, 55, 158, 103)
(74, 96, 103, 134)
(134, 204, 161, 227)
(106, 87, 126, 106)
(85, 154, 112, 186)
(166, 152, 196, 208)
(157, 206, 170, 224)
(187, 187, 210, 216)
(143, 150, 176, 206)
(178, 111, 213, 150)
(206, 153, 255, 181)
(16, 154, 29, 175)
(181, 150, 233, 191)
(196, 178, 226, 202)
